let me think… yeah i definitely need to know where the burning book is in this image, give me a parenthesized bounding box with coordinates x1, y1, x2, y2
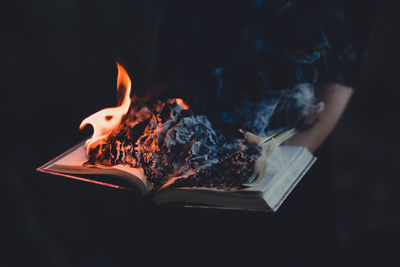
(37, 63, 315, 212)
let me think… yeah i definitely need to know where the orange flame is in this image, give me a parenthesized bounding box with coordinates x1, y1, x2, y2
(79, 63, 132, 154)
(174, 98, 189, 110)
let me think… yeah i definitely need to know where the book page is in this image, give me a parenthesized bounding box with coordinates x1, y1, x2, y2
(52, 144, 89, 166)
(243, 146, 306, 192)
(44, 143, 146, 183)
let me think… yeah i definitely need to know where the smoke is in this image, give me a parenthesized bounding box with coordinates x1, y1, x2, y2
(155, 0, 333, 135)
(212, 82, 317, 136)
(270, 83, 317, 129)
(214, 67, 224, 98)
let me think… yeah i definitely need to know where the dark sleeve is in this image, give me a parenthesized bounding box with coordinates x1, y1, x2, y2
(298, 0, 381, 88)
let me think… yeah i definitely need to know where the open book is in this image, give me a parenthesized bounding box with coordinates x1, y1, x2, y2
(37, 135, 316, 212)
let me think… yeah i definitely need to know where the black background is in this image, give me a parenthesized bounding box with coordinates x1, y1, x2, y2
(3, 0, 400, 266)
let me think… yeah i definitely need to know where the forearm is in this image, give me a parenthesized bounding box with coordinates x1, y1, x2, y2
(288, 82, 353, 152)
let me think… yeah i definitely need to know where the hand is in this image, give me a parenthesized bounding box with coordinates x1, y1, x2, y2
(288, 82, 353, 152)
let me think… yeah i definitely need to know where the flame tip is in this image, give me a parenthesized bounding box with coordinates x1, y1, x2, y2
(80, 60, 132, 155)
(175, 98, 190, 110)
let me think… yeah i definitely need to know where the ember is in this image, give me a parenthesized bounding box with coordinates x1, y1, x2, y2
(80, 63, 261, 191)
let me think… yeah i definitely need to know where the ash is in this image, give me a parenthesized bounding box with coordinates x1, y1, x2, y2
(87, 99, 260, 191)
